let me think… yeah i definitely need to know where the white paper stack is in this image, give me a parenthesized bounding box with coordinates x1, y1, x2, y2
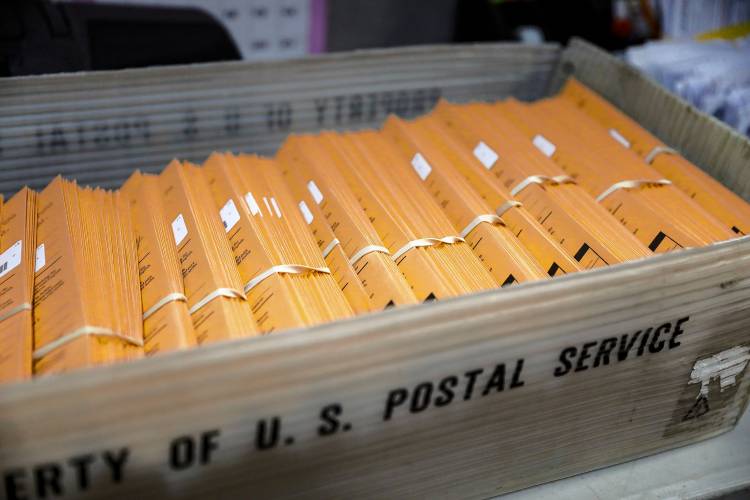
(627, 35, 750, 136)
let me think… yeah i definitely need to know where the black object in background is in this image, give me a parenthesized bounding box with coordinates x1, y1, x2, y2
(454, 0, 626, 51)
(327, 0, 634, 55)
(326, 0, 458, 52)
(0, 0, 240, 76)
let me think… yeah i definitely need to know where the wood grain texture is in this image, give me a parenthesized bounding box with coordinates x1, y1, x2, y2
(0, 44, 559, 195)
(0, 236, 748, 499)
(0, 40, 748, 499)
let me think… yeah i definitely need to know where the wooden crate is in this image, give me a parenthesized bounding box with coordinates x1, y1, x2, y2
(0, 39, 748, 499)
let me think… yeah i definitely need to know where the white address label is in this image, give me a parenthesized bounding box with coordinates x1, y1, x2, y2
(299, 200, 314, 224)
(532, 134, 556, 157)
(172, 214, 188, 246)
(473, 141, 499, 169)
(411, 152, 432, 180)
(220, 198, 241, 233)
(609, 128, 631, 148)
(244, 192, 261, 216)
(308, 180, 324, 204)
(35, 243, 45, 272)
(0, 240, 22, 278)
(270, 197, 282, 218)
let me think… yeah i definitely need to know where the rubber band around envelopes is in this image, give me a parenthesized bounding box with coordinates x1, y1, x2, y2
(322, 238, 340, 259)
(0, 302, 31, 324)
(510, 175, 576, 197)
(348, 245, 391, 267)
(33, 326, 144, 360)
(391, 236, 465, 262)
(495, 200, 523, 218)
(142, 293, 188, 321)
(596, 179, 672, 202)
(189, 288, 246, 315)
(645, 145, 678, 165)
(459, 214, 504, 239)
(243, 264, 332, 294)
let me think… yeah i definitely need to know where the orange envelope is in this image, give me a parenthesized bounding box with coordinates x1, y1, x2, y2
(560, 77, 750, 236)
(202, 152, 353, 332)
(495, 98, 734, 251)
(122, 172, 198, 355)
(429, 100, 650, 268)
(0, 188, 36, 383)
(321, 131, 498, 299)
(292, 179, 373, 314)
(277, 136, 419, 307)
(158, 160, 258, 343)
(381, 116, 553, 283)
(33, 177, 143, 375)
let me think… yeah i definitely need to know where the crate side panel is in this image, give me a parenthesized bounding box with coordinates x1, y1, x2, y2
(0, 239, 748, 499)
(0, 44, 559, 196)
(549, 38, 750, 200)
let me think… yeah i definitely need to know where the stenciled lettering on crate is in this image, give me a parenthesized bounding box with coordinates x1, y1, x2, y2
(29, 87, 443, 160)
(0, 43, 560, 195)
(3, 312, 747, 500)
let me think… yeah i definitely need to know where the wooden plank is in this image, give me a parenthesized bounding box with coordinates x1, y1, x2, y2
(0, 43, 559, 196)
(0, 236, 748, 499)
(0, 41, 748, 499)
